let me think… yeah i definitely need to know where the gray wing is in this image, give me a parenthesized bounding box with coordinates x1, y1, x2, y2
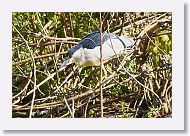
(66, 31, 134, 57)
(81, 31, 117, 49)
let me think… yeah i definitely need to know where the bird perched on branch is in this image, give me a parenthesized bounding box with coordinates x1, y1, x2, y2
(31, 31, 135, 92)
(60, 31, 135, 70)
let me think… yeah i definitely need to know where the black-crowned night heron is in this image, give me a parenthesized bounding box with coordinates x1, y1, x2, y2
(61, 31, 135, 70)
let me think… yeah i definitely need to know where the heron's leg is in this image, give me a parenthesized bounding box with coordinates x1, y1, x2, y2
(105, 63, 113, 74)
(102, 64, 108, 78)
(103, 60, 114, 76)
(72, 65, 81, 84)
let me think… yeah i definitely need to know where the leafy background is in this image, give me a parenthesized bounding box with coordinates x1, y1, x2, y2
(12, 12, 172, 118)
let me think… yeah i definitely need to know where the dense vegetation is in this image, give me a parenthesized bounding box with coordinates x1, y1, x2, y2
(12, 12, 172, 118)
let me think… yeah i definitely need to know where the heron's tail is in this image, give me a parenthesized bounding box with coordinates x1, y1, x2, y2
(118, 36, 135, 53)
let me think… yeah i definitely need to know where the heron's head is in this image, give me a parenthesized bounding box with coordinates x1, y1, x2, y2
(61, 44, 85, 69)
(59, 48, 74, 69)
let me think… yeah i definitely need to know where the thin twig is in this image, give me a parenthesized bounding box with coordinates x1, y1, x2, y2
(13, 71, 56, 105)
(84, 97, 91, 118)
(13, 51, 66, 66)
(99, 12, 104, 118)
(12, 24, 37, 118)
(13, 38, 78, 48)
(12, 72, 32, 100)
(64, 96, 73, 117)
(36, 13, 48, 36)
(72, 99, 75, 118)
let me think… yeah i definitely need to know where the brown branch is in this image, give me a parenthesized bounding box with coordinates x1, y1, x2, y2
(12, 24, 37, 118)
(13, 51, 66, 66)
(99, 12, 104, 118)
(13, 39, 78, 48)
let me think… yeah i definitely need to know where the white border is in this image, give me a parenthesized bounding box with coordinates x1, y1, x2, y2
(0, 0, 184, 130)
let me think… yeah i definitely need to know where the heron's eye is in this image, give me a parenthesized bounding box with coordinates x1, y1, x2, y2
(65, 52, 72, 59)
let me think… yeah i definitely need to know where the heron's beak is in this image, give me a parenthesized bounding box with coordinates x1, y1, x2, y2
(59, 58, 72, 71)
(61, 59, 72, 68)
